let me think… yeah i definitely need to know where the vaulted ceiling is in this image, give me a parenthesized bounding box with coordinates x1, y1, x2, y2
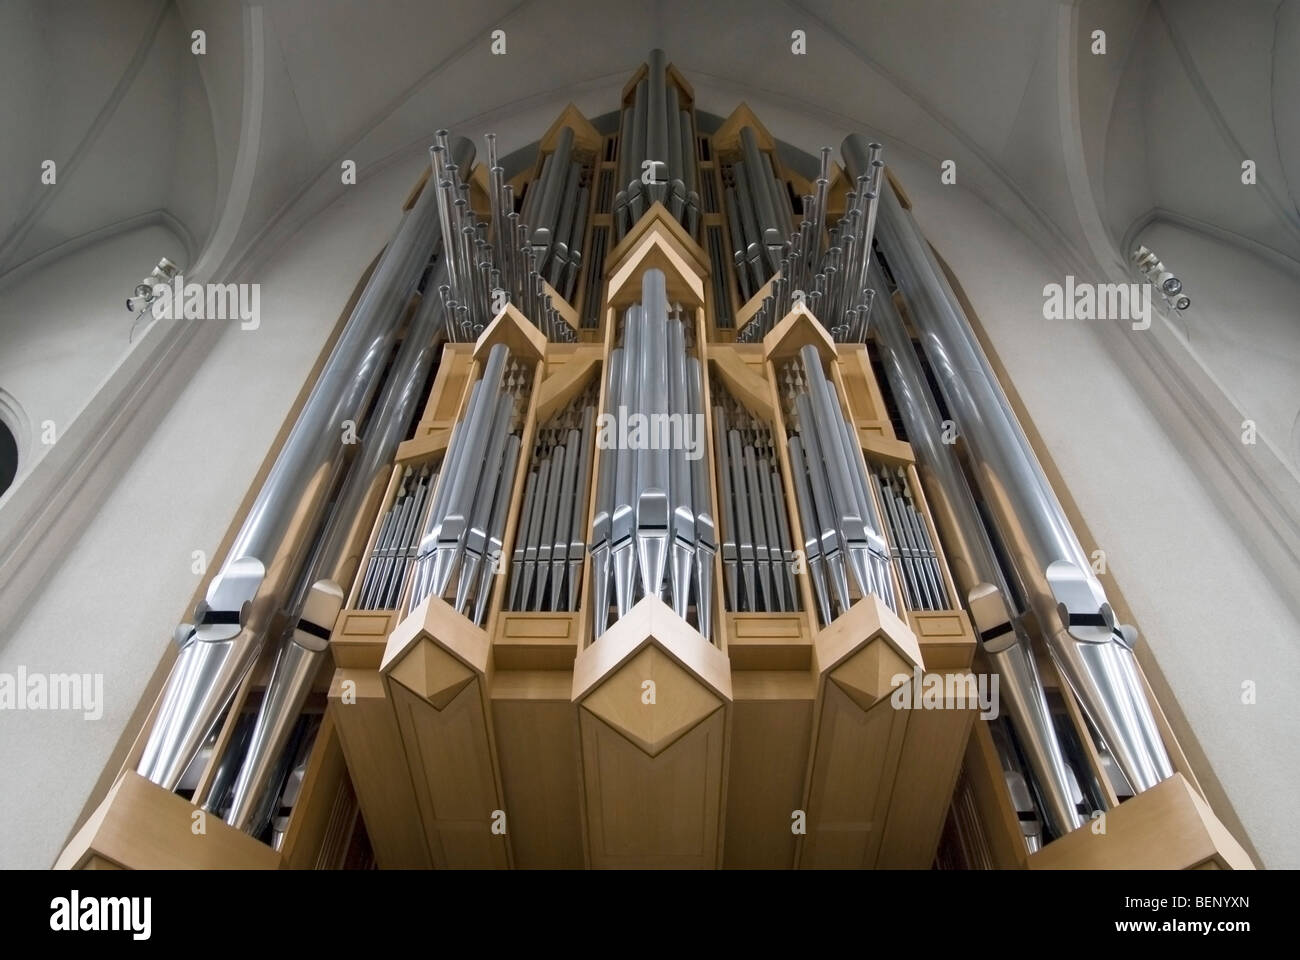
(0, 1, 213, 281)
(2, 0, 1298, 294)
(1098, 0, 1300, 265)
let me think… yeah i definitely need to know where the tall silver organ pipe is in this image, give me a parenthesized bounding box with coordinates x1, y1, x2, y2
(137, 137, 477, 791)
(868, 463, 949, 612)
(869, 261, 1083, 839)
(780, 346, 894, 626)
(523, 126, 590, 301)
(725, 128, 787, 307)
(589, 268, 714, 641)
(867, 153, 1175, 794)
(614, 49, 699, 240)
(407, 342, 530, 627)
(508, 385, 598, 613)
(710, 380, 800, 614)
(224, 254, 454, 834)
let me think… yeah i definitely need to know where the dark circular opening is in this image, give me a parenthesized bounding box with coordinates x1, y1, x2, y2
(0, 420, 17, 497)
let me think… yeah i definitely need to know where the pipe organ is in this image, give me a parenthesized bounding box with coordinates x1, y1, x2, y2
(59, 53, 1252, 871)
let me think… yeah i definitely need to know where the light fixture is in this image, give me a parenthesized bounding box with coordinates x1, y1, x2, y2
(126, 257, 182, 340)
(1132, 245, 1189, 311)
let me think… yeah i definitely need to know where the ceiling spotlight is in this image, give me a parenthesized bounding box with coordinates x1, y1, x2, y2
(1132, 245, 1189, 312)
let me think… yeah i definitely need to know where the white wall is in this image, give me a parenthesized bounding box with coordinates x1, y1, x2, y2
(0, 223, 187, 489)
(0, 1, 215, 277)
(1135, 220, 1300, 475)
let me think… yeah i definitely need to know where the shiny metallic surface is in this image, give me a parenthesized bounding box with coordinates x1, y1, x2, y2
(435, 132, 577, 344)
(615, 50, 698, 240)
(137, 138, 475, 790)
(589, 269, 713, 641)
(508, 385, 596, 613)
(780, 347, 894, 623)
(734, 134, 883, 344)
(873, 174, 1174, 794)
(711, 380, 798, 615)
(224, 580, 343, 831)
(409, 344, 530, 623)
(868, 256, 1083, 834)
(223, 254, 455, 831)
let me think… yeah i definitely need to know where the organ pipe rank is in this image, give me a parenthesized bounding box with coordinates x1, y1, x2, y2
(124, 50, 1181, 861)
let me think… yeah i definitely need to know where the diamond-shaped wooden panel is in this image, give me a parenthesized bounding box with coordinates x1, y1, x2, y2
(582, 645, 722, 757)
(830, 640, 912, 713)
(387, 637, 475, 711)
(799, 595, 923, 869)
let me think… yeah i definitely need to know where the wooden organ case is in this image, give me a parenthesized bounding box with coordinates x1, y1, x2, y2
(59, 55, 1253, 872)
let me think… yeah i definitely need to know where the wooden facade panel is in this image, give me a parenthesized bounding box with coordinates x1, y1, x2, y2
(876, 694, 977, 868)
(800, 679, 909, 868)
(328, 669, 431, 867)
(388, 677, 507, 868)
(580, 706, 726, 868)
(724, 694, 812, 868)
(491, 693, 586, 868)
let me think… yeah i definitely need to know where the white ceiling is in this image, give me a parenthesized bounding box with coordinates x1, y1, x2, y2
(1099, 0, 1300, 264)
(2, 0, 1298, 292)
(0, 1, 213, 281)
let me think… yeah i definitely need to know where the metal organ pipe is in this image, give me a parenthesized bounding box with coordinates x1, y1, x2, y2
(869, 260, 1083, 839)
(780, 347, 894, 626)
(123, 48, 1187, 862)
(589, 269, 714, 641)
(433, 131, 579, 343)
(867, 157, 1174, 795)
(407, 342, 530, 625)
(614, 50, 700, 240)
(224, 254, 454, 834)
(734, 134, 883, 344)
(711, 381, 800, 615)
(741, 125, 785, 266)
(137, 137, 477, 793)
(507, 386, 598, 614)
